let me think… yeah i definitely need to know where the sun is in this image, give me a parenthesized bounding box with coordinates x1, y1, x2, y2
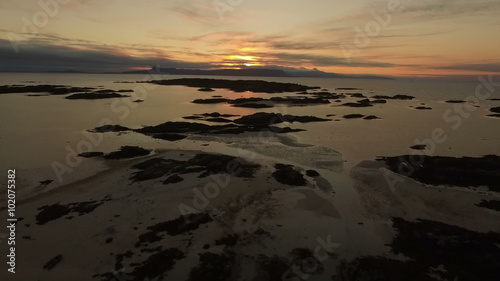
(244, 63, 260, 67)
(228, 55, 257, 61)
(221, 53, 263, 68)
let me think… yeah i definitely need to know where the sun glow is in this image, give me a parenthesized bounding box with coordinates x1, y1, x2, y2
(221, 54, 263, 68)
(228, 55, 257, 61)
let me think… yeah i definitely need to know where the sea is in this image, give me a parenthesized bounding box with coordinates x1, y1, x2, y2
(0, 73, 499, 198)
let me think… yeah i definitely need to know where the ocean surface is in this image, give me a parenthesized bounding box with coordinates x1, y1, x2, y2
(1, 73, 499, 196)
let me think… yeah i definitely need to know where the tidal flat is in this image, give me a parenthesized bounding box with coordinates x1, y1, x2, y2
(1, 75, 499, 280)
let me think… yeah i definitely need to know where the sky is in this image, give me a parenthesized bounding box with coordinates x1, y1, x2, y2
(0, 0, 500, 78)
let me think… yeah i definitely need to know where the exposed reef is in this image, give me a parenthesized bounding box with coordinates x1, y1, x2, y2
(146, 78, 320, 93)
(378, 155, 500, 191)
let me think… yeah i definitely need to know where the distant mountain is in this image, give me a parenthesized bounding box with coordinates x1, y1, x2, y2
(285, 68, 392, 79)
(47, 70, 88, 73)
(123, 67, 290, 77)
(122, 67, 392, 80)
(2, 67, 391, 80)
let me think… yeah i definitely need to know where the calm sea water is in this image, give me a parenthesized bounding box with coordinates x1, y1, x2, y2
(0, 73, 499, 193)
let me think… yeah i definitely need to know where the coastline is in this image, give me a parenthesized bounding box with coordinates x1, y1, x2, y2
(0, 75, 499, 280)
(8, 133, 500, 280)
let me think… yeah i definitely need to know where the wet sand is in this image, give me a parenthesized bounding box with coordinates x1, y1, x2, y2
(1, 77, 499, 280)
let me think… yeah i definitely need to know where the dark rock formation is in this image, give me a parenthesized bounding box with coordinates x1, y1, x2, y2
(348, 93, 366, 98)
(130, 248, 185, 281)
(89, 125, 131, 133)
(65, 93, 130, 99)
(232, 103, 274, 108)
(134, 120, 303, 139)
(233, 112, 330, 126)
(410, 144, 427, 150)
(372, 94, 415, 100)
(340, 218, 500, 281)
(36, 200, 107, 225)
(151, 134, 187, 141)
(215, 234, 239, 247)
(136, 213, 213, 246)
(183, 113, 239, 123)
(39, 180, 53, 186)
(130, 158, 185, 182)
(200, 113, 239, 118)
(78, 152, 105, 158)
(445, 100, 466, 103)
(336, 87, 362, 90)
(193, 96, 330, 107)
(192, 98, 230, 104)
(43, 255, 63, 270)
(490, 107, 500, 114)
(198, 87, 214, 92)
(0, 84, 94, 95)
(305, 170, 320, 177)
(272, 164, 307, 186)
(414, 106, 432, 110)
(343, 114, 365, 119)
(188, 251, 235, 281)
(269, 96, 330, 105)
(103, 146, 151, 160)
(130, 153, 260, 182)
(342, 99, 373, 107)
(298, 91, 345, 99)
(162, 174, 184, 185)
(378, 154, 500, 191)
(147, 78, 320, 93)
(475, 200, 500, 211)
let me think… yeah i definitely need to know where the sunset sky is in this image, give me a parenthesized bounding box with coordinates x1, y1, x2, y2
(1, 0, 499, 78)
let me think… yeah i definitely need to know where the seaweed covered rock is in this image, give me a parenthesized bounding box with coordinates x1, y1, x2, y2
(378, 154, 500, 191)
(233, 112, 330, 126)
(104, 146, 151, 160)
(148, 78, 320, 93)
(272, 164, 307, 186)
